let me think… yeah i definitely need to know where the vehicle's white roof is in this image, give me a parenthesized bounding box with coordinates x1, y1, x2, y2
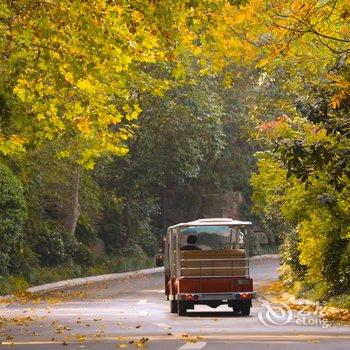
(168, 218, 252, 230)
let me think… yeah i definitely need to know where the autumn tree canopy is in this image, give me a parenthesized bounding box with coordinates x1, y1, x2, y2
(2, 0, 348, 166)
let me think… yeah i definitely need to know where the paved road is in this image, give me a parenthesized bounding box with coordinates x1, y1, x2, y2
(1, 256, 349, 349)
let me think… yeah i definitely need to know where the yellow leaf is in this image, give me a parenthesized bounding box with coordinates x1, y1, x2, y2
(73, 102, 84, 115)
(235, 11, 247, 24)
(172, 64, 186, 80)
(133, 104, 142, 114)
(64, 72, 74, 83)
(77, 335, 86, 342)
(77, 79, 96, 93)
(223, 72, 234, 88)
(132, 10, 144, 23)
(255, 58, 269, 68)
(57, 150, 70, 159)
(329, 95, 341, 109)
(10, 135, 25, 146)
(126, 111, 139, 121)
(76, 117, 90, 134)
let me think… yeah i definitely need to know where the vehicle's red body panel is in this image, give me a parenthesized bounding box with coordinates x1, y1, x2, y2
(174, 277, 253, 294)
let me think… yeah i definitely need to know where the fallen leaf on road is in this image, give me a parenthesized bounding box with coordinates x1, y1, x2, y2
(182, 334, 203, 343)
(134, 337, 149, 348)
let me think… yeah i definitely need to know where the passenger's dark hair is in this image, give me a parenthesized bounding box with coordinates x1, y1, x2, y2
(187, 235, 197, 244)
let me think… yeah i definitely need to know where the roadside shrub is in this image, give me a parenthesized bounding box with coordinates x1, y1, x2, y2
(99, 219, 126, 254)
(0, 162, 27, 275)
(9, 243, 39, 276)
(329, 293, 350, 309)
(322, 232, 347, 295)
(280, 228, 306, 287)
(121, 254, 153, 271)
(35, 224, 75, 265)
(136, 226, 158, 256)
(0, 275, 29, 295)
(121, 238, 144, 256)
(73, 242, 95, 266)
(75, 214, 98, 246)
(0, 252, 154, 295)
(30, 263, 83, 285)
(339, 241, 350, 292)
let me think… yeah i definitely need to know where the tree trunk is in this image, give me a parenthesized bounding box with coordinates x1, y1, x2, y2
(122, 193, 133, 248)
(63, 166, 81, 234)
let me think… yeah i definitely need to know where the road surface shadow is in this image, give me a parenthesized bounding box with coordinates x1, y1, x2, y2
(184, 311, 250, 318)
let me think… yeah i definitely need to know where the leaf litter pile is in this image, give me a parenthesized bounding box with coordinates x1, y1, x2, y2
(2, 288, 154, 349)
(0, 276, 204, 348)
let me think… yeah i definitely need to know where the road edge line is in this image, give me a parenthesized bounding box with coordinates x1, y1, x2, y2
(26, 267, 164, 294)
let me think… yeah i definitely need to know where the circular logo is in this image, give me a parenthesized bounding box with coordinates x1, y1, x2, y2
(257, 299, 293, 328)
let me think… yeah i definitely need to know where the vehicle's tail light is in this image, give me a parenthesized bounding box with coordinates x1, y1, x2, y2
(182, 294, 199, 301)
(185, 294, 194, 301)
(234, 292, 253, 299)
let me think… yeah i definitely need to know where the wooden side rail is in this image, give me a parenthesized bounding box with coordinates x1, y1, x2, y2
(179, 256, 249, 277)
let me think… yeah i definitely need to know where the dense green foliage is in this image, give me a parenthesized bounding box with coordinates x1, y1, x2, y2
(252, 114, 350, 301)
(0, 163, 27, 275)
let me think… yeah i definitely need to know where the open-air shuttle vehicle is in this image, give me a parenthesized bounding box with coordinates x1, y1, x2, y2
(163, 218, 256, 316)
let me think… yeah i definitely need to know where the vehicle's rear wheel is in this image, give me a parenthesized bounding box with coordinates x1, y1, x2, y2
(232, 307, 240, 314)
(177, 301, 187, 316)
(170, 300, 178, 313)
(240, 305, 251, 316)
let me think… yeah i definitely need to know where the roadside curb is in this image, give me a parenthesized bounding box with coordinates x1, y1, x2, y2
(1, 254, 279, 297)
(250, 254, 279, 261)
(26, 267, 164, 294)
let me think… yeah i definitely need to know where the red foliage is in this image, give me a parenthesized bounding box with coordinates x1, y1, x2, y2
(258, 116, 287, 132)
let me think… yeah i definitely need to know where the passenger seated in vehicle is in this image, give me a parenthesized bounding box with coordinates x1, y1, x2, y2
(180, 235, 201, 250)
